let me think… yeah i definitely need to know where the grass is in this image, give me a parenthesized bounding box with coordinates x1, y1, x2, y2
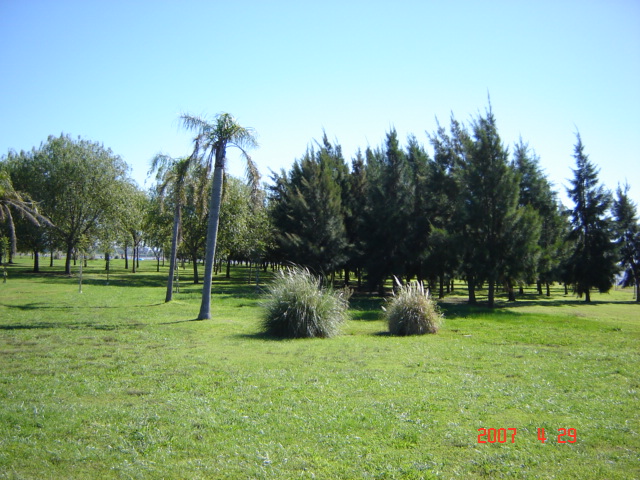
(261, 266, 349, 338)
(0, 257, 638, 479)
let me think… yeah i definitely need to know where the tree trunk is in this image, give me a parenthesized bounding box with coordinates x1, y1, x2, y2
(33, 249, 40, 273)
(132, 246, 137, 274)
(546, 283, 551, 297)
(584, 288, 591, 303)
(488, 280, 495, 308)
(124, 245, 129, 270)
(468, 277, 476, 304)
(165, 204, 181, 302)
(192, 254, 199, 284)
(6, 209, 16, 263)
(226, 255, 231, 279)
(65, 243, 73, 275)
(507, 280, 516, 302)
(198, 154, 225, 320)
(537, 280, 543, 295)
(438, 275, 445, 299)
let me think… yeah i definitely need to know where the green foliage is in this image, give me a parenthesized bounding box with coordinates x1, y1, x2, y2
(565, 134, 617, 301)
(459, 106, 526, 306)
(269, 135, 349, 273)
(261, 266, 349, 338)
(0, 235, 8, 265)
(385, 278, 443, 335)
(612, 183, 640, 299)
(362, 130, 425, 292)
(5, 134, 132, 274)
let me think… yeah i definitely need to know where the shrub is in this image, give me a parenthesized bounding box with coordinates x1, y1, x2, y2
(385, 278, 443, 335)
(261, 267, 350, 338)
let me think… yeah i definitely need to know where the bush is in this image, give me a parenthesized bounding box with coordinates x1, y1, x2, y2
(261, 267, 350, 338)
(385, 278, 443, 335)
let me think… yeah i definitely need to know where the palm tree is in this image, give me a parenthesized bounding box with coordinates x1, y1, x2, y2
(148, 155, 199, 302)
(180, 113, 259, 320)
(0, 168, 52, 263)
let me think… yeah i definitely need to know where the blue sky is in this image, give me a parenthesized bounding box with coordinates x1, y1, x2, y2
(2, 0, 639, 207)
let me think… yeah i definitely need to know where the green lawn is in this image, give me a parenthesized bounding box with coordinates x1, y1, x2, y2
(0, 257, 638, 479)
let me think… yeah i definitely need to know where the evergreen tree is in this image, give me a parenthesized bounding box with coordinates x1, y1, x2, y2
(565, 133, 617, 302)
(404, 135, 432, 281)
(459, 106, 524, 306)
(425, 116, 467, 297)
(612, 183, 640, 301)
(269, 137, 349, 274)
(343, 149, 368, 286)
(362, 129, 421, 292)
(512, 139, 565, 295)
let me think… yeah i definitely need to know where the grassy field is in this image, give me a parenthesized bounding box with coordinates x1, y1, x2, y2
(0, 257, 638, 479)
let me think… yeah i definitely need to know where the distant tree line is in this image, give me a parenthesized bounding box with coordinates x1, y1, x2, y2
(268, 107, 639, 304)
(1, 106, 639, 306)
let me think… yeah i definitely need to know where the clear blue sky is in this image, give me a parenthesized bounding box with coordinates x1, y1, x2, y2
(2, 0, 639, 207)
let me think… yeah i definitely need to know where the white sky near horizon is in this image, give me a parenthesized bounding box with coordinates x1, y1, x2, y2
(1, 0, 639, 208)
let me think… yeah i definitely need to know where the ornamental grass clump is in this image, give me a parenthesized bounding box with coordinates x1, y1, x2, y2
(261, 267, 349, 338)
(385, 278, 443, 336)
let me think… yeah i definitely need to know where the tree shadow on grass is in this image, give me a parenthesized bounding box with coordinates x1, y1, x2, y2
(0, 321, 147, 331)
(503, 297, 638, 308)
(349, 294, 384, 321)
(233, 331, 301, 342)
(158, 318, 205, 325)
(0, 315, 206, 330)
(0, 302, 164, 311)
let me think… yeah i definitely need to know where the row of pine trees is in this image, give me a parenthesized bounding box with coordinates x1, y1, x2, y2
(2, 107, 638, 305)
(267, 106, 638, 305)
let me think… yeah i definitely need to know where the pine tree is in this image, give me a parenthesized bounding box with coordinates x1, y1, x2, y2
(459, 106, 525, 307)
(565, 133, 617, 302)
(512, 139, 566, 296)
(343, 149, 368, 286)
(362, 130, 420, 293)
(612, 183, 640, 302)
(269, 137, 349, 274)
(425, 116, 466, 297)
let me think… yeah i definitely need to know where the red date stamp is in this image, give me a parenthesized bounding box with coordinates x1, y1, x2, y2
(477, 428, 577, 444)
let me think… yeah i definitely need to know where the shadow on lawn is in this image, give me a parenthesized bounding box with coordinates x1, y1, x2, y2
(0, 315, 209, 330)
(0, 321, 148, 331)
(0, 302, 164, 311)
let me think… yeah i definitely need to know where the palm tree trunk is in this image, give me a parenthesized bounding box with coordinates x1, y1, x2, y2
(165, 204, 181, 302)
(198, 155, 225, 320)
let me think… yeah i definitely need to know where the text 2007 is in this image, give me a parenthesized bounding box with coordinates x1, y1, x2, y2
(477, 428, 517, 443)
